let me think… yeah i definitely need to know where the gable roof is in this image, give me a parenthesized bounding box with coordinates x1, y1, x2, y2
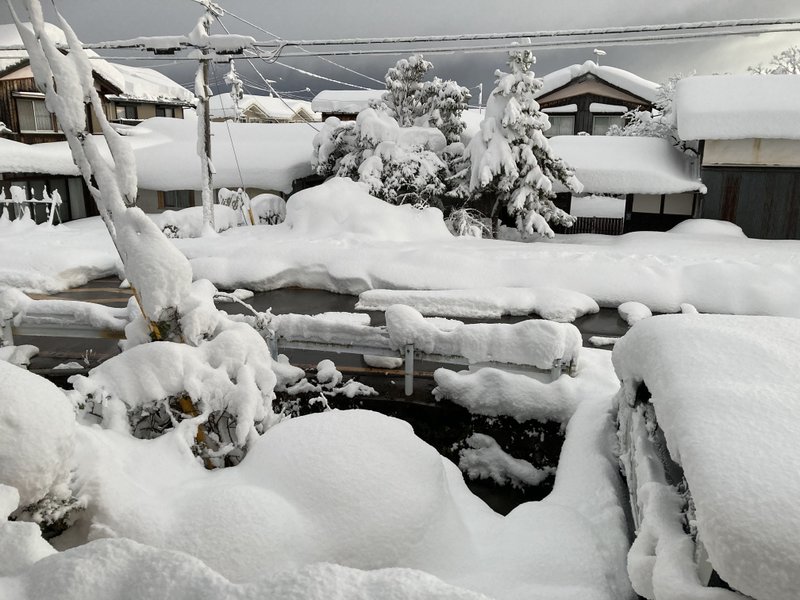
(209, 94, 320, 122)
(0, 23, 194, 104)
(675, 74, 800, 141)
(535, 60, 659, 104)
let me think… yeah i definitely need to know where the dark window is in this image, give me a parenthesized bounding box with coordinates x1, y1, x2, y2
(155, 105, 176, 118)
(115, 104, 138, 121)
(592, 115, 624, 136)
(16, 97, 58, 132)
(545, 115, 575, 137)
(163, 190, 193, 209)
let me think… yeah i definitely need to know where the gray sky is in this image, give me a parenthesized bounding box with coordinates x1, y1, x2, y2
(2, 0, 799, 102)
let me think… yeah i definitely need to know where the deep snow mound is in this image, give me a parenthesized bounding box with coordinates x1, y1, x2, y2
(284, 178, 451, 241)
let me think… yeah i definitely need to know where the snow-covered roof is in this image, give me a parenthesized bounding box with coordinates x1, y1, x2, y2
(209, 94, 319, 122)
(675, 74, 800, 141)
(125, 115, 316, 193)
(0, 116, 316, 194)
(311, 89, 385, 114)
(0, 137, 79, 176)
(0, 23, 193, 104)
(535, 61, 659, 103)
(613, 314, 800, 600)
(549, 135, 705, 195)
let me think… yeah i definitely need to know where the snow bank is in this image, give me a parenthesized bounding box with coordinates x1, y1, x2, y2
(283, 178, 451, 241)
(250, 193, 286, 225)
(385, 304, 581, 369)
(0, 485, 57, 578)
(0, 362, 75, 507)
(668, 218, 746, 237)
(2, 538, 491, 600)
(0, 137, 79, 176)
(676, 74, 800, 141)
(0, 287, 128, 332)
(617, 301, 652, 326)
(614, 314, 800, 600)
(357, 287, 599, 322)
(548, 136, 705, 195)
(433, 348, 618, 423)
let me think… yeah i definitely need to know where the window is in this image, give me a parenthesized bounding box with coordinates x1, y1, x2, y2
(632, 194, 662, 214)
(545, 115, 575, 137)
(115, 104, 139, 121)
(155, 105, 176, 118)
(592, 115, 625, 135)
(161, 190, 193, 209)
(16, 97, 58, 132)
(663, 193, 695, 215)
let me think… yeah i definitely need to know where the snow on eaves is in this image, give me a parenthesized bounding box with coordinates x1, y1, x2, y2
(675, 74, 800, 141)
(535, 60, 659, 103)
(0, 137, 79, 176)
(311, 89, 385, 114)
(549, 135, 705, 195)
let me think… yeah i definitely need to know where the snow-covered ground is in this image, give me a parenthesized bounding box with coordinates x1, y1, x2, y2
(2, 179, 799, 318)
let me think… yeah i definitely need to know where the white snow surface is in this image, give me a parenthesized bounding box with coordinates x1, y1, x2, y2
(459, 433, 555, 488)
(613, 314, 800, 600)
(0, 137, 79, 176)
(668, 218, 746, 238)
(589, 103, 628, 113)
(535, 61, 658, 103)
(0, 361, 75, 507)
(385, 304, 581, 369)
(209, 93, 320, 122)
(3, 181, 800, 318)
(548, 136, 705, 194)
(617, 301, 652, 326)
(676, 74, 800, 141)
(542, 104, 578, 113)
(434, 347, 619, 424)
(311, 89, 384, 114)
(148, 205, 239, 238)
(357, 287, 599, 322)
(8, 402, 632, 600)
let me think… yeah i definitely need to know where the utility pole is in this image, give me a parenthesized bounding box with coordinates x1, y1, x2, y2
(478, 82, 483, 113)
(191, 0, 224, 235)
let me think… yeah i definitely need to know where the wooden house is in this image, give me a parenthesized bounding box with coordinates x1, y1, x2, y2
(675, 74, 800, 240)
(535, 60, 658, 136)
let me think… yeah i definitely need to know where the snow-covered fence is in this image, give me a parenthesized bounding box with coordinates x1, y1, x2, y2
(0, 185, 63, 225)
(554, 216, 624, 236)
(3, 294, 580, 397)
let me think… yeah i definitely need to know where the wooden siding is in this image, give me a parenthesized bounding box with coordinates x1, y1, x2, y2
(700, 167, 800, 240)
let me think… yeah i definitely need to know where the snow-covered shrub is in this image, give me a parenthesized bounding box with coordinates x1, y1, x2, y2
(462, 48, 582, 238)
(446, 208, 490, 238)
(250, 193, 287, 225)
(0, 361, 82, 534)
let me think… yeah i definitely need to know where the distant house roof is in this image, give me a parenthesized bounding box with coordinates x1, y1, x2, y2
(0, 23, 194, 104)
(311, 89, 384, 115)
(208, 94, 320, 122)
(675, 74, 800, 141)
(0, 115, 316, 194)
(535, 60, 659, 104)
(549, 135, 706, 195)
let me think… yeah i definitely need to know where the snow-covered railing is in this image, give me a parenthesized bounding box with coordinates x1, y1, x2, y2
(0, 185, 63, 225)
(2, 295, 581, 396)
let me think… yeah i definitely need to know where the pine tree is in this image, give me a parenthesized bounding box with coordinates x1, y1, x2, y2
(465, 48, 582, 238)
(382, 54, 433, 127)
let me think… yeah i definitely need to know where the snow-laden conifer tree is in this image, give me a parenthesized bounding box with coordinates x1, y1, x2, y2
(419, 77, 471, 144)
(465, 48, 582, 238)
(383, 54, 433, 127)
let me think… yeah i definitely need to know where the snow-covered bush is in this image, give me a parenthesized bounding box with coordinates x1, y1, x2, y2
(0, 361, 82, 533)
(445, 208, 490, 238)
(461, 48, 582, 238)
(250, 193, 287, 225)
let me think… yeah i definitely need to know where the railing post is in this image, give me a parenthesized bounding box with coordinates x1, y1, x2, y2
(404, 344, 414, 397)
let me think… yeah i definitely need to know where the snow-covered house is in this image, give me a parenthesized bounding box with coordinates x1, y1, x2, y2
(0, 23, 195, 220)
(209, 93, 320, 124)
(535, 61, 658, 137)
(675, 74, 800, 240)
(0, 23, 194, 144)
(311, 89, 385, 121)
(548, 135, 706, 233)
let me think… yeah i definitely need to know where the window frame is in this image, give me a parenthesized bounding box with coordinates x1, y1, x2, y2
(545, 114, 575, 137)
(15, 96, 59, 133)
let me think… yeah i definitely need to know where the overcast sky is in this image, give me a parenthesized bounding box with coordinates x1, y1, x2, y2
(2, 0, 799, 102)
